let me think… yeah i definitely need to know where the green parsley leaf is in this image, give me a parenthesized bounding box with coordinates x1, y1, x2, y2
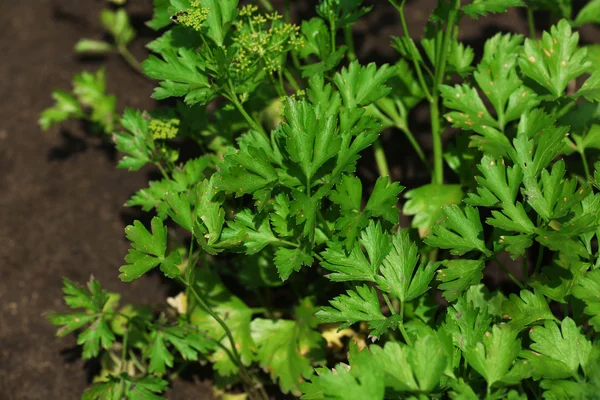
(316, 285, 386, 335)
(119, 217, 181, 282)
(47, 277, 117, 359)
(403, 184, 464, 237)
(572, 269, 600, 331)
(251, 299, 323, 395)
(301, 343, 385, 400)
(462, 0, 524, 18)
(143, 48, 214, 104)
(464, 324, 521, 388)
(377, 228, 438, 302)
(114, 109, 154, 171)
(274, 247, 314, 281)
(425, 205, 490, 256)
(522, 318, 592, 380)
(519, 19, 591, 98)
(437, 259, 485, 302)
(502, 289, 556, 330)
(101, 8, 135, 47)
(333, 61, 393, 109)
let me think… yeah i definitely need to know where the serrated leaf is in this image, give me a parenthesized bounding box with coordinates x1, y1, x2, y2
(574, 0, 600, 26)
(437, 259, 485, 302)
(274, 247, 314, 281)
(219, 210, 279, 254)
(143, 48, 213, 104)
(466, 156, 535, 234)
(301, 344, 385, 400)
(464, 324, 521, 388)
(519, 19, 591, 98)
(214, 145, 278, 197)
(115, 109, 154, 171)
(364, 177, 404, 224)
(445, 295, 492, 350)
(333, 61, 393, 109)
(281, 99, 342, 183)
(39, 90, 84, 130)
(251, 299, 323, 395)
(147, 0, 172, 30)
(403, 184, 464, 237)
(462, 0, 524, 18)
(200, 0, 238, 47)
(119, 217, 181, 281)
(525, 318, 592, 380)
(425, 205, 490, 256)
(502, 289, 556, 330)
(316, 285, 386, 335)
(377, 229, 437, 302)
(572, 269, 600, 331)
(101, 8, 135, 47)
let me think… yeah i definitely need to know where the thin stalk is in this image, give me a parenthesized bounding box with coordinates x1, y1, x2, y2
(129, 351, 146, 374)
(522, 253, 529, 281)
(283, 68, 302, 92)
(398, 301, 412, 346)
(227, 81, 268, 138)
(118, 45, 144, 74)
(396, 122, 430, 173)
(581, 150, 591, 181)
(329, 17, 337, 54)
(258, 0, 274, 11)
(344, 25, 357, 61)
(393, 0, 432, 102)
(373, 138, 391, 177)
(534, 245, 544, 276)
(270, 72, 286, 97)
(430, 100, 444, 185)
(429, 0, 460, 185)
(494, 256, 525, 290)
(527, 8, 536, 39)
(186, 283, 268, 400)
(155, 163, 170, 180)
(382, 293, 397, 315)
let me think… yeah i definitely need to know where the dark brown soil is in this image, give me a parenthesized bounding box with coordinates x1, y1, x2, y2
(0, 1, 211, 398)
(1, 0, 597, 399)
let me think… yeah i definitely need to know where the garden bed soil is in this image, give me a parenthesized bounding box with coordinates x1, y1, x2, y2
(0, 1, 596, 399)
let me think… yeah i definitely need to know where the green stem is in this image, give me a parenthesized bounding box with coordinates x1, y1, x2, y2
(383, 293, 397, 315)
(393, 0, 432, 102)
(329, 17, 337, 54)
(227, 82, 268, 138)
(494, 256, 525, 289)
(155, 163, 170, 180)
(373, 138, 391, 177)
(534, 245, 544, 276)
(398, 301, 412, 346)
(581, 150, 591, 181)
(283, 68, 302, 92)
(527, 8, 536, 39)
(118, 45, 144, 74)
(270, 72, 286, 97)
(430, 100, 444, 185)
(429, 0, 460, 185)
(344, 25, 357, 61)
(186, 282, 268, 400)
(258, 0, 274, 11)
(396, 122, 430, 173)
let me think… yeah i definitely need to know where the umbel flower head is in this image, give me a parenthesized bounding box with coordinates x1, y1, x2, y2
(174, 0, 209, 31)
(149, 118, 180, 140)
(232, 6, 304, 75)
